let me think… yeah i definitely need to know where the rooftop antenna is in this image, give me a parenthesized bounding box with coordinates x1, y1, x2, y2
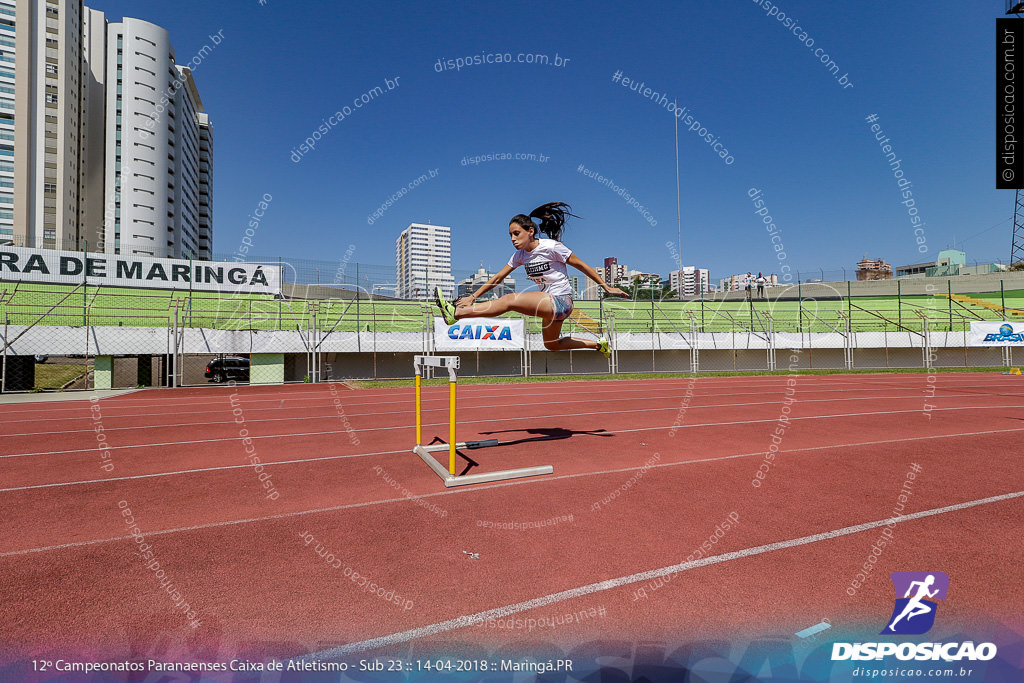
(1007, 1, 1024, 265)
(674, 98, 682, 273)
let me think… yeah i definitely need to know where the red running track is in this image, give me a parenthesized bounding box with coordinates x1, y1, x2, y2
(1, 373, 1022, 662)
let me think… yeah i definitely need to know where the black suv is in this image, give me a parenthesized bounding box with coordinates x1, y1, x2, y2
(205, 356, 250, 383)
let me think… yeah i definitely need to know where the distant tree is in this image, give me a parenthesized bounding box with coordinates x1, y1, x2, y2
(1010, 261, 1024, 271)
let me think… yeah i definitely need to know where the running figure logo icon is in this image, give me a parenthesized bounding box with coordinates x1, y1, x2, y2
(881, 572, 949, 635)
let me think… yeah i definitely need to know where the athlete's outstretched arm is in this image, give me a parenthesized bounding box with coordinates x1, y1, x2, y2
(566, 253, 629, 298)
(455, 264, 515, 306)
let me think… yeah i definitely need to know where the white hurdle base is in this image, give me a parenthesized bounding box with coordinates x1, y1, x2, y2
(412, 443, 554, 488)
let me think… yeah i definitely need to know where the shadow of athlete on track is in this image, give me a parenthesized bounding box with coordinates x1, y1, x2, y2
(428, 427, 613, 476)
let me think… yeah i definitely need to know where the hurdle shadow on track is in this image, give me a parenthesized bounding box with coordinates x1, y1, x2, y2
(479, 426, 613, 446)
(428, 427, 613, 477)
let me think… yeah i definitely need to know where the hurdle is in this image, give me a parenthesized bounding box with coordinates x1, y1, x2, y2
(412, 355, 553, 487)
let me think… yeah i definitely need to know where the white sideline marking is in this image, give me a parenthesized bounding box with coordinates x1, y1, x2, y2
(2, 403, 1019, 460)
(297, 489, 1024, 659)
(2, 428, 1022, 550)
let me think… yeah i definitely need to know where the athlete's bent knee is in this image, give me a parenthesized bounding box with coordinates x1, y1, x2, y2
(543, 340, 562, 351)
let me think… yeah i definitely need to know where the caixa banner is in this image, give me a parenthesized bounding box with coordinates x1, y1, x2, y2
(0, 246, 282, 295)
(969, 321, 1024, 345)
(433, 317, 524, 351)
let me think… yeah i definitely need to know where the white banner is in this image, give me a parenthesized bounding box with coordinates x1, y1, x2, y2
(433, 317, 524, 351)
(969, 320, 1024, 346)
(0, 246, 281, 294)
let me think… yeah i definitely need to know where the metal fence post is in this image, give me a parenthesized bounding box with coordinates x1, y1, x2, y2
(700, 289, 705, 332)
(82, 241, 87, 327)
(690, 316, 699, 373)
(798, 282, 804, 334)
(948, 279, 953, 331)
(847, 280, 852, 321)
(898, 279, 902, 329)
(172, 301, 178, 388)
(2, 313, 7, 393)
(925, 316, 932, 369)
(608, 312, 616, 374)
(843, 311, 853, 370)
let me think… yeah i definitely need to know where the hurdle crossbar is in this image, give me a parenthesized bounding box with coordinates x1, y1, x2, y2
(412, 355, 553, 487)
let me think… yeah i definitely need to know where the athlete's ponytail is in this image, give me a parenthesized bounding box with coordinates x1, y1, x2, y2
(509, 202, 579, 242)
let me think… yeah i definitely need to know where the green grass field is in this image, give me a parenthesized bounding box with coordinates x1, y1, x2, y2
(32, 362, 89, 390)
(1, 281, 1021, 335)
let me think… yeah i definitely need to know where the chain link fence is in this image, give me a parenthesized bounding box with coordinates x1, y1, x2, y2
(1, 261, 1021, 390)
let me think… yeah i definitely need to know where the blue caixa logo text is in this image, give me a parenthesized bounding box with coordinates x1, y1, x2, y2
(447, 324, 513, 341)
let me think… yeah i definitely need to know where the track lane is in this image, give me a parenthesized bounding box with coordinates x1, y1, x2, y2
(2, 436, 1021, 657)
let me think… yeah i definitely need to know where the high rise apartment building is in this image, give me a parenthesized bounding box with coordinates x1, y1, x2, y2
(396, 222, 454, 300)
(5, 2, 212, 258)
(670, 267, 711, 297)
(103, 18, 212, 258)
(11, 0, 84, 249)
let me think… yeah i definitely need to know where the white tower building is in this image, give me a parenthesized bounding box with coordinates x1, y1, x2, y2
(103, 17, 212, 258)
(395, 222, 454, 300)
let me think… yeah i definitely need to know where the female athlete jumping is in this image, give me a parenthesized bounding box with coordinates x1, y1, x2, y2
(433, 202, 628, 357)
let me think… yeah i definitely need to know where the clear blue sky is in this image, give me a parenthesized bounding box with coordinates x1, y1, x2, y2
(91, 0, 1012, 284)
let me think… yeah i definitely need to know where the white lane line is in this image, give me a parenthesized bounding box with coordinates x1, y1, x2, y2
(297, 489, 1024, 660)
(3, 426, 1022, 494)
(2, 374, 1011, 416)
(0, 447, 408, 492)
(3, 403, 1020, 460)
(8, 391, 1014, 438)
(4, 382, 950, 427)
(0, 381, 920, 420)
(3, 427, 1022, 549)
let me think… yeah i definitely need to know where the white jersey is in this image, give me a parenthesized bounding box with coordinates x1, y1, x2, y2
(507, 238, 573, 297)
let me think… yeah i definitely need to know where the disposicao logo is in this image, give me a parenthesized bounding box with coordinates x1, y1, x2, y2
(881, 571, 947, 635)
(984, 323, 1024, 342)
(831, 571, 998, 662)
(447, 324, 513, 341)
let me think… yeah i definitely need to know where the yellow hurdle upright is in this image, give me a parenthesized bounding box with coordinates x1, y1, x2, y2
(415, 373, 421, 445)
(448, 380, 456, 474)
(409, 355, 552, 488)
